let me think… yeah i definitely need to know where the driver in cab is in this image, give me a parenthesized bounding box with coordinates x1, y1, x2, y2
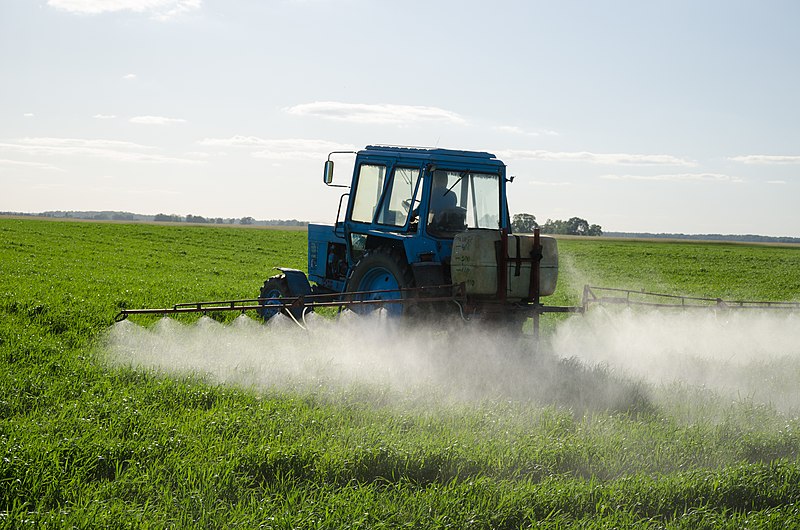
(428, 171, 457, 225)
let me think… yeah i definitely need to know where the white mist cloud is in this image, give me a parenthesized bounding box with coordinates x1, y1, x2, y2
(92, 114, 117, 119)
(498, 149, 696, 167)
(103, 313, 570, 404)
(199, 136, 355, 160)
(600, 173, 744, 183)
(130, 115, 186, 125)
(23, 113, 35, 117)
(103, 308, 800, 415)
(285, 101, 467, 125)
(123, 73, 137, 80)
(730, 155, 800, 165)
(47, 0, 201, 19)
(552, 309, 800, 412)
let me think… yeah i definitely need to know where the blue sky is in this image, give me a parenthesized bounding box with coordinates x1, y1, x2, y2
(1, 0, 799, 236)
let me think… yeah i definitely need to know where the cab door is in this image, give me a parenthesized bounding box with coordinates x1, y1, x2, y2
(344, 159, 422, 263)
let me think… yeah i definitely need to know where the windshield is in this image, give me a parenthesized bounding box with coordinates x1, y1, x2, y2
(427, 170, 500, 234)
(350, 164, 421, 227)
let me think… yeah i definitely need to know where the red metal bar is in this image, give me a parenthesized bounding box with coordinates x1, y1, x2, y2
(497, 228, 509, 302)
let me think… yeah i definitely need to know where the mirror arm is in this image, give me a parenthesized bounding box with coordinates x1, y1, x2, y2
(323, 151, 356, 188)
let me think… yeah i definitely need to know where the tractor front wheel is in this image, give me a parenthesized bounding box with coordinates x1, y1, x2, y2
(257, 275, 290, 321)
(345, 248, 414, 317)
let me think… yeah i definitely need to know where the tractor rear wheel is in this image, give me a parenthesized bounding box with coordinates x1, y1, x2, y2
(345, 247, 414, 317)
(257, 275, 290, 321)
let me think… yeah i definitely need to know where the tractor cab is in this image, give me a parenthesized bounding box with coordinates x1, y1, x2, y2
(309, 146, 510, 297)
(336, 145, 507, 249)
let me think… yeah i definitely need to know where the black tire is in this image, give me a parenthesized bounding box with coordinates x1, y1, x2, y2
(257, 274, 291, 321)
(345, 247, 414, 316)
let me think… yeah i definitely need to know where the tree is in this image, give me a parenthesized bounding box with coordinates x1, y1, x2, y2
(154, 213, 181, 222)
(566, 217, 589, 236)
(541, 219, 568, 234)
(186, 214, 209, 224)
(511, 213, 538, 233)
(240, 216, 255, 225)
(540, 217, 602, 236)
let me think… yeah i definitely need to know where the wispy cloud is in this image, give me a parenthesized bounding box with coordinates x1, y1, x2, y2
(600, 173, 743, 183)
(23, 113, 35, 117)
(93, 114, 117, 120)
(0, 158, 64, 172)
(47, 0, 201, 20)
(129, 115, 186, 125)
(492, 125, 559, 137)
(499, 149, 696, 166)
(0, 137, 201, 164)
(199, 136, 355, 160)
(285, 102, 467, 125)
(767, 180, 787, 185)
(729, 155, 800, 165)
(123, 73, 137, 80)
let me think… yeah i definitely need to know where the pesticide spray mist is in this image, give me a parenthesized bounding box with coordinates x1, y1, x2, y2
(103, 307, 800, 415)
(552, 308, 800, 413)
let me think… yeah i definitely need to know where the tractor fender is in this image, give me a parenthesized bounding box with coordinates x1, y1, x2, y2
(276, 268, 312, 296)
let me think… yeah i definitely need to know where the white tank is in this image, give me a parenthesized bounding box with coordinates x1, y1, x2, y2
(451, 230, 558, 299)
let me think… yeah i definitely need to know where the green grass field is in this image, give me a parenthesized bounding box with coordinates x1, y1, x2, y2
(2, 218, 800, 528)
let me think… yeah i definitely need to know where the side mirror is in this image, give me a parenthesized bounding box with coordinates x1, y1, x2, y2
(323, 160, 334, 185)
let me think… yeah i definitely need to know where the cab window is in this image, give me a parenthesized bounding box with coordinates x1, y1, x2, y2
(376, 167, 420, 227)
(350, 164, 386, 223)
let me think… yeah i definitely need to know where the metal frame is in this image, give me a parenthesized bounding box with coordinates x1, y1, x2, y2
(582, 285, 800, 311)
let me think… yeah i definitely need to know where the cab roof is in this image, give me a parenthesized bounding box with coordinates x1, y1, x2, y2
(361, 145, 503, 168)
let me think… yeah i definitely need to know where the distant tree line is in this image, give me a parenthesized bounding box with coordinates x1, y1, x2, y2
(154, 213, 235, 224)
(603, 232, 800, 244)
(154, 213, 307, 226)
(14, 210, 308, 227)
(511, 213, 602, 236)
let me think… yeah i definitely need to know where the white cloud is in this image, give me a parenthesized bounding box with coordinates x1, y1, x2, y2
(285, 101, 467, 125)
(47, 0, 201, 20)
(498, 149, 695, 166)
(199, 136, 270, 147)
(199, 136, 356, 160)
(93, 114, 117, 119)
(729, 155, 800, 164)
(492, 125, 559, 137)
(23, 113, 35, 117)
(767, 180, 787, 185)
(600, 173, 743, 183)
(129, 115, 186, 125)
(123, 74, 137, 80)
(0, 158, 63, 171)
(0, 137, 201, 164)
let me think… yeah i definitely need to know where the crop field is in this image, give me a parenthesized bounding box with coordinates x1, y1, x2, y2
(2, 217, 800, 528)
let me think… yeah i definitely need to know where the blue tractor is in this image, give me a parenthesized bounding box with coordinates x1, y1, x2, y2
(115, 145, 571, 331)
(115, 146, 800, 328)
(258, 145, 563, 327)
